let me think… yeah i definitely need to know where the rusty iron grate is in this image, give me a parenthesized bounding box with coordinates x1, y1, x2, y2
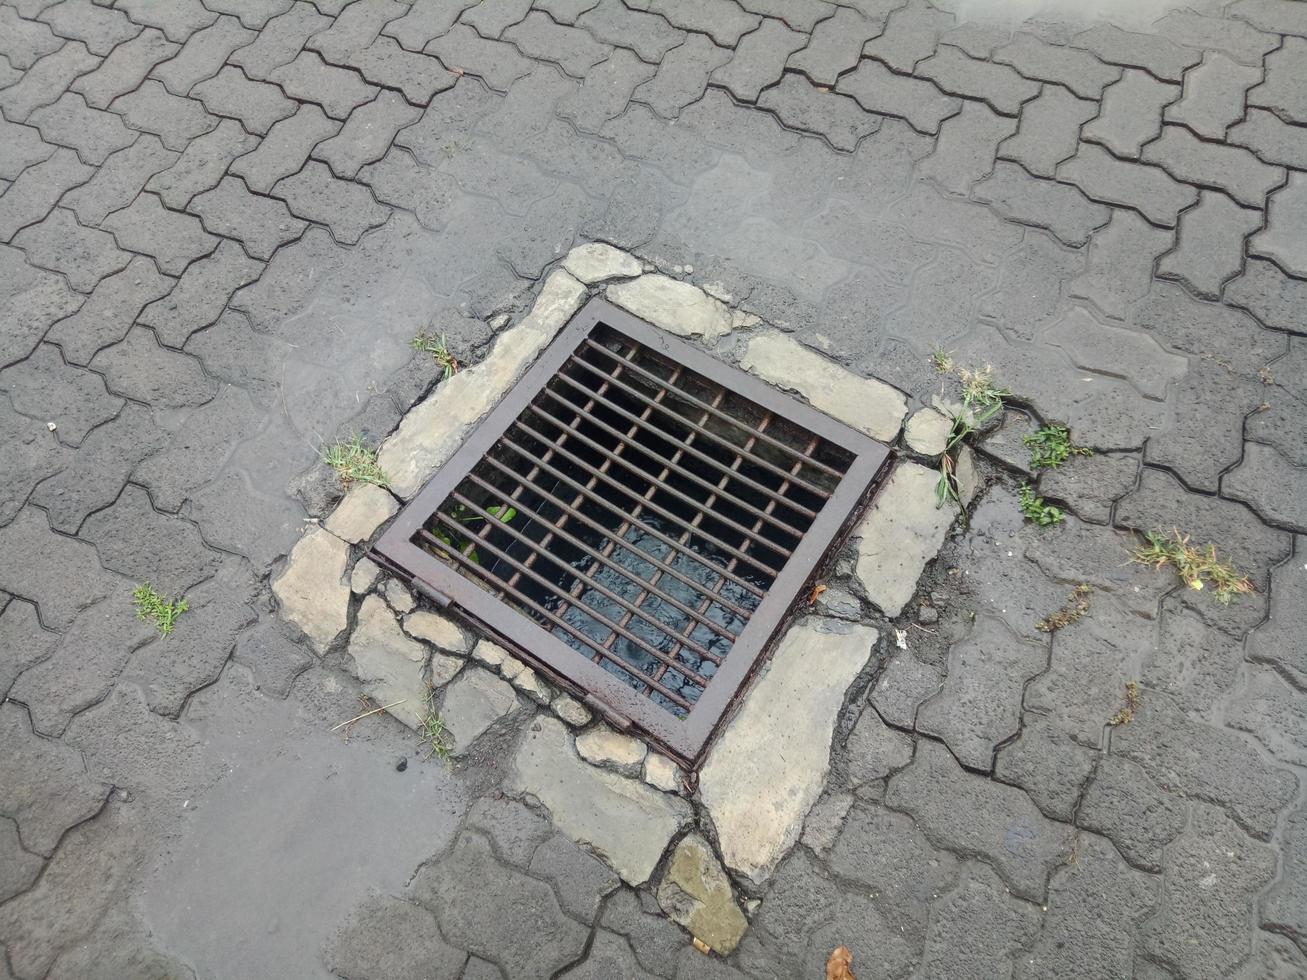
(373, 298, 892, 767)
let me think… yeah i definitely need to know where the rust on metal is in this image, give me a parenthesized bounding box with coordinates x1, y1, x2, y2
(373, 297, 892, 768)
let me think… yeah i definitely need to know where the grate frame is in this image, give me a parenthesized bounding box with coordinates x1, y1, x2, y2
(372, 297, 893, 768)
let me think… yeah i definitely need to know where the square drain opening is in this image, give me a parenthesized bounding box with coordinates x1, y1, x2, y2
(373, 298, 892, 766)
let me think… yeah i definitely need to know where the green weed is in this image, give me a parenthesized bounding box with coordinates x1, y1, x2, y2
(411, 331, 459, 381)
(1108, 680, 1141, 727)
(1019, 483, 1064, 526)
(132, 583, 189, 637)
(431, 501, 517, 564)
(1024, 424, 1092, 470)
(322, 435, 388, 488)
(930, 347, 953, 374)
(1132, 529, 1254, 603)
(418, 689, 454, 763)
(1036, 584, 1091, 633)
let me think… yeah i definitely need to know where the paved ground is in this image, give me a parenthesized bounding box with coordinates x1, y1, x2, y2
(2, 0, 1307, 977)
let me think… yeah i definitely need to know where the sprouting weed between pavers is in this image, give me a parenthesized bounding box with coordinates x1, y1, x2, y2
(322, 435, 389, 488)
(418, 688, 454, 764)
(132, 584, 188, 636)
(411, 331, 459, 381)
(1036, 584, 1091, 633)
(1108, 681, 1141, 727)
(932, 359, 1009, 511)
(1132, 528, 1254, 603)
(1024, 424, 1092, 470)
(1019, 483, 1064, 526)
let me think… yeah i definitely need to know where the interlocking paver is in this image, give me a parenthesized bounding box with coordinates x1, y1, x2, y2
(992, 32, 1121, 99)
(0, 342, 122, 447)
(576, 0, 685, 64)
(307, 0, 405, 63)
(993, 717, 1095, 821)
(382, 0, 477, 50)
(28, 92, 136, 167)
(138, 239, 263, 347)
(425, 22, 533, 91)
(709, 20, 804, 105)
(1082, 68, 1179, 159)
(38, 0, 140, 56)
(191, 65, 296, 135)
(1165, 51, 1262, 140)
(204, 0, 296, 30)
(115, 0, 217, 43)
(1230, 0, 1307, 35)
(14, 207, 131, 291)
(272, 160, 390, 244)
(477, 64, 577, 143)
(0, 242, 85, 368)
(737, 0, 834, 33)
(1044, 305, 1186, 398)
(758, 72, 879, 151)
(0, 148, 93, 242)
(0, 7, 63, 69)
(1057, 143, 1198, 227)
(102, 192, 219, 275)
(835, 58, 959, 135)
(1068, 209, 1173, 320)
(268, 50, 380, 118)
(45, 255, 174, 365)
(917, 99, 1015, 194)
(358, 148, 456, 230)
(1226, 256, 1307, 334)
(0, 116, 55, 181)
(535, 0, 601, 25)
(1262, 802, 1307, 957)
(323, 894, 468, 980)
(973, 160, 1108, 247)
(188, 176, 306, 259)
(70, 28, 179, 110)
(0, 507, 118, 630)
(788, 7, 882, 86)
(347, 34, 457, 102)
(1072, 23, 1201, 81)
(229, 0, 331, 77)
(645, 0, 760, 46)
(633, 35, 730, 120)
(0, 41, 99, 123)
(152, 15, 256, 96)
(1249, 35, 1307, 125)
(313, 90, 423, 179)
(1158, 189, 1261, 300)
(460, 0, 532, 39)
(1154, 9, 1278, 66)
(230, 103, 340, 192)
(146, 117, 258, 208)
(997, 85, 1097, 177)
(111, 78, 219, 151)
(862, 0, 953, 72)
(915, 43, 1040, 116)
(1229, 106, 1307, 168)
(503, 10, 611, 79)
(1250, 171, 1307, 279)
(1142, 124, 1285, 209)
(1223, 441, 1307, 531)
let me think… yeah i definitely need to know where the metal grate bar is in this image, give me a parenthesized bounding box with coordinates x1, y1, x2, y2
(580, 336, 845, 485)
(511, 415, 785, 579)
(547, 367, 816, 535)
(561, 353, 821, 522)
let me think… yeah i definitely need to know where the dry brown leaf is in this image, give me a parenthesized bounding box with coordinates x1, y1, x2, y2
(692, 937, 711, 955)
(808, 582, 828, 606)
(826, 945, 855, 980)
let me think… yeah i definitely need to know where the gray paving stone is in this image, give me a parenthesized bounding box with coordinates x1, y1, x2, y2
(501, 11, 608, 78)
(886, 738, 1072, 901)
(229, 0, 331, 77)
(115, 0, 217, 42)
(138, 238, 263, 347)
(997, 85, 1097, 178)
(558, 931, 656, 980)
(0, 7, 62, 69)
(83, 483, 220, 591)
(535, 0, 601, 24)
(70, 28, 180, 109)
(1249, 35, 1307, 125)
(425, 23, 533, 91)
(1223, 440, 1307, 532)
(940, 19, 1010, 59)
(1157, 189, 1261, 301)
(0, 342, 122, 447)
(28, 92, 136, 166)
(1039, 449, 1139, 524)
(188, 175, 305, 260)
(91, 324, 217, 408)
(0, 149, 94, 242)
(190, 65, 295, 135)
(788, 7, 881, 86)
(322, 893, 468, 980)
(633, 35, 729, 120)
(1057, 143, 1197, 228)
(382, 0, 477, 50)
(63, 136, 179, 228)
(1141, 804, 1277, 979)
(1018, 831, 1156, 980)
(204, 0, 295, 29)
(917, 99, 1015, 194)
(979, 233, 1084, 335)
(230, 103, 340, 193)
(915, 863, 1041, 980)
(916, 614, 1047, 771)
(146, 118, 258, 208)
(103, 192, 219, 275)
(39, 0, 139, 54)
(646, 0, 760, 46)
(1145, 594, 1245, 711)
(837, 58, 960, 135)
(709, 19, 806, 103)
(460, 0, 532, 39)
(1246, 537, 1307, 687)
(737, 0, 834, 32)
(1154, 10, 1278, 66)
(15, 207, 131, 291)
(228, 616, 311, 697)
(1226, 256, 1307, 334)
(1142, 124, 1285, 209)
(1230, 107, 1307, 167)
(0, 507, 119, 630)
(227, 226, 346, 336)
(152, 15, 255, 96)
(110, 79, 219, 152)
(306, 0, 405, 62)
(347, 34, 455, 102)
(862, 0, 952, 72)
(1068, 210, 1173, 321)
(0, 243, 84, 369)
(1077, 755, 1186, 873)
(0, 41, 99, 123)
(973, 160, 1109, 247)
(530, 834, 620, 923)
(1226, 665, 1307, 770)
(358, 148, 454, 230)
(415, 832, 590, 976)
(994, 716, 1096, 822)
(1230, 0, 1307, 35)
(1262, 800, 1307, 955)
(0, 408, 72, 529)
(1165, 52, 1261, 141)
(1250, 171, 1307, 279)
(1082, 68, 1179, 160)
(268, 50, 379, 118)
(271, 160, 390, 244)
(312, 90, 423, 179)
(0, 598, 60, 704)
(758, 72, 878, 151)
(1072, 22, 1201, 81)
(0, 116, 55, 180)
(992, 32, 1120, 99)
(575, 0, 684, 64)
(465, 796, 552, 868)
(869, 651, 942, 729)
(915, 44, 1040, 116)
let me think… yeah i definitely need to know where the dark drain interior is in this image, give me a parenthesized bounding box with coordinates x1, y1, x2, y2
(375, 297, 892, 765)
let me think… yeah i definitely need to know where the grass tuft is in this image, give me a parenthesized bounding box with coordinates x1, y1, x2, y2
(1036, 584, 1092, 633)
(957, 364, 1010, 418)
(418, 688, 454, 763)
(1108, 680, 1141, 727)
(930, 347, 953, 374)
(1019, 483, 1064, 526)
(1131, 529, 1254, 604)
(133, 583, 189, 636)
(322, 435, 388, 488)
(412, 331, 459, 381)
(1024, 424, 1092, 470)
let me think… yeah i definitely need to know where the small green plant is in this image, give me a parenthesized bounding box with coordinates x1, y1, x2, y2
(1132, 529, 1254, 603)
(322, 435, 388, 488)
(932, 363, 1008, 511)
(1019, 483, 1064, 526)
(411, 331, 459, 380)
(431, 501, 517, 564)
(132, 583, 189, 636)
(1024, 424, 1092, 470)
(418, 689, 454, 763)
(1108, 680, 1141, 727)
(1036, 584, 1091, 633)
(930, 347, 953, 374)
(957, 364, 1010, 420)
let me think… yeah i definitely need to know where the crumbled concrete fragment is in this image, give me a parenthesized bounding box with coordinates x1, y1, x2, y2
(272, 526, 349, 654)
(552, 693, 592, 727)
(606, 274, 735, 341)
(350, 556, 381, 594)
(656, 834, 749, 954)
(472, 638, 510, 669)
(576, 726, 647, 777)
(563, 242, 642, 283)
(403, 610, 472, 655)
(324, 483, 398, 543)
(643, 752, 682, 793)
(905, 407, 951, 455)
